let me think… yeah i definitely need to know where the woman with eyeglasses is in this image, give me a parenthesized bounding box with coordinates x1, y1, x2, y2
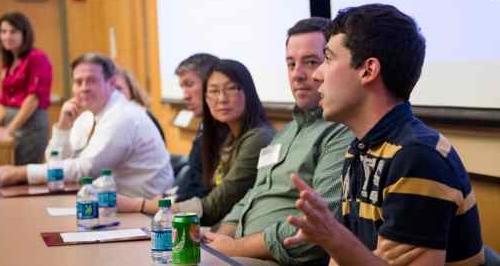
(191, 59, 274, 225)
(0, 12, 52, 164)
(119, 59, 274, 226)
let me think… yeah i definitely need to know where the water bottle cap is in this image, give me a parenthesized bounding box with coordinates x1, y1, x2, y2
(50, 150, 59, 156)
(80, 176, 93, 185)
(158, 198, 171, 208)
(100, 169, 112, 176)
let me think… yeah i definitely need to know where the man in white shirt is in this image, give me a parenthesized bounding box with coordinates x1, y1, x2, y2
(0, 53, 174, 198)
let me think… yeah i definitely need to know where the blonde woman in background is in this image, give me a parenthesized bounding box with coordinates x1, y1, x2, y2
(114, 68, 165, 142)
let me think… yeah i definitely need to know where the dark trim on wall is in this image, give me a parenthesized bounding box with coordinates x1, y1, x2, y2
(469, 172, 500, 183)
(412, 106, 500, 128)
(162, 98, 500, 127)
(261, 104, 500, 127)
(161, 98, 295, 121)
(310, 0, 331, 18)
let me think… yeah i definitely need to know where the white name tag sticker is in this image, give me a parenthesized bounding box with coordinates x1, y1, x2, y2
(257, 144, 281, 169)
(173, 109, 194, 128)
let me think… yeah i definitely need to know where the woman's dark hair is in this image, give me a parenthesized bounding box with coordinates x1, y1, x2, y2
(201, 59, 269, 188)
(0, 12, 35, 67)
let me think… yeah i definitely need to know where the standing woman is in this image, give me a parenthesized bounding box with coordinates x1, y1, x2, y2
(0, 12, 52, 164)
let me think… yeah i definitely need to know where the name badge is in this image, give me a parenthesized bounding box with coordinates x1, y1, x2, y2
(257, 144, 281, 169)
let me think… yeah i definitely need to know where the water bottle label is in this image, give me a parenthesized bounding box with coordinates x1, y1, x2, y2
(151, 229, 172, 251)
(77, 202, 99, 220)
(98, 192, 117, 207)
(47, 168, 64, 182)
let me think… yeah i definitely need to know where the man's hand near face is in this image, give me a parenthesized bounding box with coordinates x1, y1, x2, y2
(57, 98, 83, 130)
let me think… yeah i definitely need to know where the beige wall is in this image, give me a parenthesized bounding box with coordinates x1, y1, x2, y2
(437, 125, 500, 176)
(65, 0, 148, 87)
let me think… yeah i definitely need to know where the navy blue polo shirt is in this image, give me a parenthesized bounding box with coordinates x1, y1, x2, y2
(340, 102, 483, 263)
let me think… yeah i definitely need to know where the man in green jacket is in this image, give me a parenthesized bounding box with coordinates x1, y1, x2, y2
(204, 18, 353, 266)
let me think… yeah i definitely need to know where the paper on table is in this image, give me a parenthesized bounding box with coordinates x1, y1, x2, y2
(47, 207, 76, 216)
(60, 228, 147, 243)
(28, 186, 49, 194)
(61, 231, 98, 242)
(97, 229, 147, 241)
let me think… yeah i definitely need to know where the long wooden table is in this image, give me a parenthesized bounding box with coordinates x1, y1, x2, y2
(0, 189, 240, 266)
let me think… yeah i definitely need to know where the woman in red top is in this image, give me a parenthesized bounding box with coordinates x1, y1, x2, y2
(0, 12, 52, 164)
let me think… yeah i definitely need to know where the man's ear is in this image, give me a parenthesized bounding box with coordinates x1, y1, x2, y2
(360, 57, 381, 85)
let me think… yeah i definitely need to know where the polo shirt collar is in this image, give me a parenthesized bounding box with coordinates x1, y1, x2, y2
(351, 101, 413, 154)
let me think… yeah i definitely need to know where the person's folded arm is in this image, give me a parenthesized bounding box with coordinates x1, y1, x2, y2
(374, 235, 445, 266)
(35, 118, 132, 184)
(216, 223, 237, 237)
(205, 231, 272, 259)
(263, 220, 331, 265)
(28, 124, 75, 185)
(4, 94, 39, 135)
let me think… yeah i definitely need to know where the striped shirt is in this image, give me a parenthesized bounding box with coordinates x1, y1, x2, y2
(341, 102, 483, 264)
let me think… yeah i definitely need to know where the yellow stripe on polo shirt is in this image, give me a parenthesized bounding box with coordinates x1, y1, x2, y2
(383, 177, 463, 207)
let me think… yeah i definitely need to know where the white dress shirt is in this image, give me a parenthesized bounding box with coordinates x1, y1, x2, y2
(27, 91, 174, 198)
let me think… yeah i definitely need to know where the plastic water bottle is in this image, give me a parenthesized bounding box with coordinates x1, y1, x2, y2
(151, 198, 173, 264)
(93, 169, 117, 226)
(76, 176, 99, 230)
(47, 150, 64, 192)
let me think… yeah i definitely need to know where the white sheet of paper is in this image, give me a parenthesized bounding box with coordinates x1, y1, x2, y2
(46, 207, 76, 216)
(173, 109, 194, 128)
(28, 186, 48, 194)
(60, 228, 147, 243)
(61, 231, 99, 243)
(97, 228, 147, 241)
